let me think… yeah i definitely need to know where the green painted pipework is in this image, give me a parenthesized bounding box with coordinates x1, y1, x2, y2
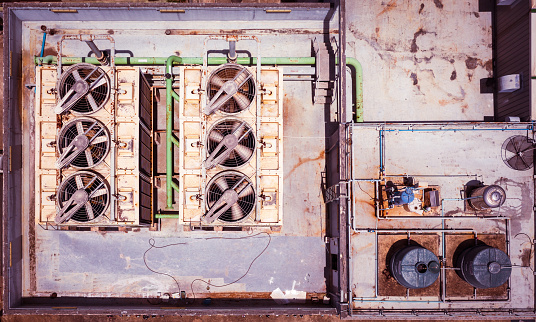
(35, 55, 316, 66)
(166, 55, 182, 209)
(345, 57, 363, 123)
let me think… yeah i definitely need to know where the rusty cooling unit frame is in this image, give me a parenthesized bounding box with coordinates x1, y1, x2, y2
(34, 62, 153, 227)
(177, 63, 283, 227)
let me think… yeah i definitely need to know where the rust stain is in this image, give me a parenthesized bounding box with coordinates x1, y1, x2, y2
(107, 29, 114, 35)
(465, 56, 479, 69)
(410, 28, 427, 53)
(483, 59, 493, 73)
(433, 0, 444, 9)
(377, 0, 397, 16)
(521, 248, 531, 267)
(285, 151, 325, 179)
(418, 3, 425, 14)
(410, 72, 418, 85)
(438, 100, 449, 106)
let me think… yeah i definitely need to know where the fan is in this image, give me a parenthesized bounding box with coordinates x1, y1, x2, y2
(55, 63, 111, 115)
(501, 135, 535, 171)
(205, 118, 255, 169)
(204, 63, 256, 115)
(55, 171, 110, 224)
(55, 117, 111, 169)
(202, 171, 256, 224)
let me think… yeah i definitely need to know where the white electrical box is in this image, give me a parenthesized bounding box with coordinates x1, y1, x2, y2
(498, 74, 521, 93)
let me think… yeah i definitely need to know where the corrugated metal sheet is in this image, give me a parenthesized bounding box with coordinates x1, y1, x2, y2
(495, 1, 531, 121)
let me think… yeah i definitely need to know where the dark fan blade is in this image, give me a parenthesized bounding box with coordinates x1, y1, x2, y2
(234, 143, 253, 160)
(208, 129, 225, 143)
(504, 138, 520, 154)
(230, 203, 244, 221)
(233, 92, 251, 111)
(210, 74, 226, 88)
(213, 177, 230, 192)
(506, 155, 525, 170)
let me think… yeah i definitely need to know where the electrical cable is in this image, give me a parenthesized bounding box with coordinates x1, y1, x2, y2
(143, 238, 188, 298)
(513, 232, 534, 272)
(189, 232, 271, 301)
(143, 232, 271, 304)
(356, 181, 375, 202)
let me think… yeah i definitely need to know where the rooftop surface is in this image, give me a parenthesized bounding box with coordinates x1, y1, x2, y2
(3, 0, 536, 319)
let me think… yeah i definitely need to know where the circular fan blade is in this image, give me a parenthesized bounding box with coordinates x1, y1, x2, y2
(208, 128, 225, 143)
(72, 69, 83, 81)
(210, 74, 226, 88)
(234, 143, 253, 161)
(56, 117, 110, 169)
(75, 174, 84, 189)
(229, 203, 244, 221)
(502, 135, 535, 170)
(55, 171, 110, 223)
(85, 202, 95, 220)
(213, 177, 230, 192)
(205, 119, 255, 169)
(504, 139, 519, 154)
(56, 63, 111, 115)
(233, 92, 251, 111)
(203, 171, 256, 223)
(205, 64, 255, 115)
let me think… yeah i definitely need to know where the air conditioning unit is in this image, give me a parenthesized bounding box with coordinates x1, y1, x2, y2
(35, 63, 152, 227)
(177, 63, 283, 227)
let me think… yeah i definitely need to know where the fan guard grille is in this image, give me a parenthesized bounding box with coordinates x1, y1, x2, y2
(57, 117, 111, 169)
(207, 64, 256, 114)
(206, 171, 256, 222)
(207, 119, 255, 168)
(57, 171, 110, 223)
(501, 135, 535, 171)
(57, 63, 110, 114)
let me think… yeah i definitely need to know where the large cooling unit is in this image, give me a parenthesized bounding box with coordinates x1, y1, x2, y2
(177, 63, 283, 226)
(35, 62, 152, 226)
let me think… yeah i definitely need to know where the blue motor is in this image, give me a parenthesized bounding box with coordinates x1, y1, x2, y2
(386, 181, 415, 208)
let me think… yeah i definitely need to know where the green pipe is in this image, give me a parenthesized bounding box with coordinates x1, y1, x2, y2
(35, 55, 316, 66)
(166, 55, 182, 209)
(345, 57, 363, 123)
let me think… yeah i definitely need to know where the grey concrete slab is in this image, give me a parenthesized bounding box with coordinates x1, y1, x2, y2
(34, 230, 325, 297)
(346, 1, 493, 122)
